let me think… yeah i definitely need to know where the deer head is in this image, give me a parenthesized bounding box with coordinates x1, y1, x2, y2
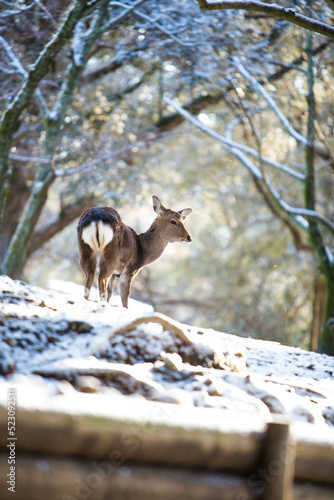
(151, 195, 192, 243)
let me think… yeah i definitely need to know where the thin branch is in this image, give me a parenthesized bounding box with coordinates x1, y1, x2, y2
(104, 1, 194, 46)
(267, 42, 330, 82)
(9, 154, 51, 164)
(27, 196, 96, 256)
(33, 0, 58, 30)
(133, 8, 195, 46)
(0, 33, 50, 117)
(84, 42, 149, 81)
(268, 59, 307, 74)
(226, 139, 334, 238)
(196, 1, 334, 41)
(0, 64, 16, 74)
(96, 0, 147, 35)
(163, 96, 305, 180)
(164, 96, 334, 239)
(55, 136, 161, 177)
(234, 56, 331, 160)
(267, 179, 334, 237)
(233, 57, 307, 145)
(0, 1, 35, 17)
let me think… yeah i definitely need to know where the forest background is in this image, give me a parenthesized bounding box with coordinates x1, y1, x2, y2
(1, 0, 334, 353)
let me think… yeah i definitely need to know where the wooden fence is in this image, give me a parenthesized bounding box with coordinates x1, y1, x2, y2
(0, 392, 334, 499)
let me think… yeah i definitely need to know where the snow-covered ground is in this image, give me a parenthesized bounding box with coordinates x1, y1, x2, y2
(0, 275, 333, 427)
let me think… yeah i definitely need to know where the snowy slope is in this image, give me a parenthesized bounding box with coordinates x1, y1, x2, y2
(0, 275, 333, 427)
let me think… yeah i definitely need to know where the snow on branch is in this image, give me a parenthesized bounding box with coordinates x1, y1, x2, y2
(99, 0, 147, 33)
(164, 96, 334, 240)
(72, 21, 85, 66)
(110, 4, 196, 47)
(0, 35, 50, 117)
(33, 0, 58, 30)
(0, 1, 35, 18)
(54, 138, 159, 177)
(196, 1, 334, 41)
(233, 57, 307, 146)
(134, 10, 194, 46)
(9, 153, 51, 164)
(163, 96, 305, 180)
(266, 178, 334, 237)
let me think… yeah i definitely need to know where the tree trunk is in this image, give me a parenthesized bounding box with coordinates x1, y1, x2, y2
(0, 0, 93, 233)
(1, 7, 105, 279)
(305, 33, 334, 354)
(321, 269, 334, 354)
(26, 196, 96, 257)
(310, 274, 326, 351)
(2, 166, 55, 278)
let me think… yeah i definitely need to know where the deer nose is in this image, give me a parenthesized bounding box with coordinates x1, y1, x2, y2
(187, 235, 192, 242)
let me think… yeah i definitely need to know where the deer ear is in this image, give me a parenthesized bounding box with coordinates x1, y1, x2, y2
(152, 195, 166, 215)
(178, 208, 193, 220)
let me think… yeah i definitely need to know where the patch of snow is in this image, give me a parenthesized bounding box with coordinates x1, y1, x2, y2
(0, 276, 333, 428)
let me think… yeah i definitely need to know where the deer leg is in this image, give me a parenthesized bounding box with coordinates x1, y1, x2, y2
(99, 253, 117, 302)
(79, 247, 96, 300)
(107, 275, 116, 302)
(119, 272, 135, 308)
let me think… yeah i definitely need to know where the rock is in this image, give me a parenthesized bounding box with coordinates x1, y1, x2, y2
(68, 321, 93, 334)
(161, 352, 183, 371)
(74, 375, 102, 393)
(0, 342, 16, 376)
(3, 337, 17, 348)
(149, 386, 194, 405)
(322, 406, 334, 426)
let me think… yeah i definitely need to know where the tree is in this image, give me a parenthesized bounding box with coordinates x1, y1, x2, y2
(197, 0, 334, 40)
(164, 22, 334, 353)
(0, 0, 152, 277)
(190, 2, 334, 351)
(1, 0, 334, 353)
(0, 0, 235, 276)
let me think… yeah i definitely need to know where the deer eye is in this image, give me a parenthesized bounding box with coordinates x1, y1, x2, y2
(171, 220, 177, 225)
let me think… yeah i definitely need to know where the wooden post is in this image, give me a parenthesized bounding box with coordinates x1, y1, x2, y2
(261, 422, 296, 500)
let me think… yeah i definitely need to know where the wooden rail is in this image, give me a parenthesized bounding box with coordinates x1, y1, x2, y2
(0, 393, 333, 499)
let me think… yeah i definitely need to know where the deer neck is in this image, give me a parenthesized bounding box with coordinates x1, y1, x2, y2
(139, 222, 168, 267)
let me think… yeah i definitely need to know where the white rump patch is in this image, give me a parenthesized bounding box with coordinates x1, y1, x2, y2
(82, 222, 114, 251)
(97, 221, 114, 248)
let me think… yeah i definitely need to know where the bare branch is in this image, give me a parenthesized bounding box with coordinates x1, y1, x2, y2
(84, 42, 149, 81)
(101, 1, 194, 46)
(9, 154, 51, 165)
(267, 42, 330, 82)
(196, 1, 334, 41)
(27, 196, 96, 256)
(163, 96, 305, 180)
(97, 0, 147, 35)
(164, 96, 334, 240)
(234, 57, 331, 159)
(55, 136, 161, 177)
(0, 1, 35, 18)
(266, 179, 334, 237)
(268, 59, 307, 74)
(33, 0, 58, 30)
(0, 34, 50, 117)
(133, 8, 195, 46)
(233, 57, 307, 145)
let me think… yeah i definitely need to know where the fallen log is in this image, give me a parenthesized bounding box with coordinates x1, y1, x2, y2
(0, 393, 266, 473)
(0, 454, 256, 500)
(1, 389, 334, 499)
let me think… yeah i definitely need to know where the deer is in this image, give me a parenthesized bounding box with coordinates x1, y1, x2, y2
(77, 196, 192, 308)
